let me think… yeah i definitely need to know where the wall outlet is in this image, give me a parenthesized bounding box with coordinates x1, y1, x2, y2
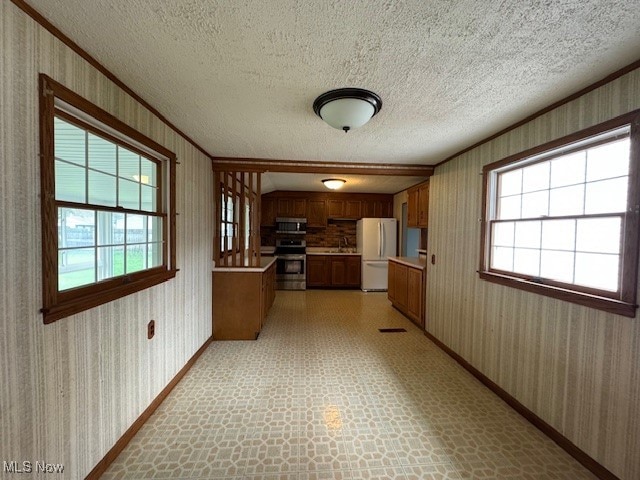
(147, 320, 155, 339)
(431, 254, 436, 265)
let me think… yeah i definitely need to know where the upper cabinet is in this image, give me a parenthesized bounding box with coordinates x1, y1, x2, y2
(407, 180, 429, 228)
(307, 199, 327, 227)
(261, 192, 393, 226)
(277, 197, 306, 218)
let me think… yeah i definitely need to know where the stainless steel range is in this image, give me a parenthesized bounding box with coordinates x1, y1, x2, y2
(275, 239, 306, 290)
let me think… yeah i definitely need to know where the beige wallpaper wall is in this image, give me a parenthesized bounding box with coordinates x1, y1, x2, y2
(427, 69, 640, 479)
(0, 2, 213, 478)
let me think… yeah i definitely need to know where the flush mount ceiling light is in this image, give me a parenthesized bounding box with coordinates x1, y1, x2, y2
(322, 178, 346, 190)
(313, 88, 382, 133)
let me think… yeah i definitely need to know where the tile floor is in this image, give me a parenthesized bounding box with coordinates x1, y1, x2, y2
(103, 290, 595, 479)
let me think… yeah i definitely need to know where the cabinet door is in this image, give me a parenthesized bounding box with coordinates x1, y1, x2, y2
(307, 256, 329, 287)
(380, 200, 393, 218)
(388, 261, 396, 302)
(330, 257, 346, 286)
(407, 267, 423, 327)
(418, 182, 429, 227)
(346, 256, 361, 287)
(292, 198, 307, 217)
(345, 200, 361, 219)
(407, 189, 419, 227)
(327, 199, 345, 218)
(261, 197, 277, 226)
(395, 263, 408, 309)
(277, 198, 291, 216)
(307, 199, 327, 227)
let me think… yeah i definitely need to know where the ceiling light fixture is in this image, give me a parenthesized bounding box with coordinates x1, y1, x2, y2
(313, 88, 382, 133)
(322, 178, 346, 190)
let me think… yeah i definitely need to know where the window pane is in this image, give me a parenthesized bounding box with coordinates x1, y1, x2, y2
(522, 161, 550, 193)
(118, 178, 140, 210)
(541, 219, 575, 251)
(141, 185, 158, 212)
(586, 138, 630, 182)
(148, 216, 162, 243)
(88, 133, 117, 175)
(55, 118, 85, 166)
(499, 169, 522, 197)
(498, 195, 521, 220)
(140, 158, 158, 187)
(521, 191, 549, 218)
(55, 160, 86, 203)
(88, 170, 117, 207)
(97, 245, 125, 281)
(549, 184, 584, 216)
(492, 222, 514, 247)
(540, 250, 574, 283)
(126, 245, 146, 273)
(97, 211, 125, 246)
(550, 151, 585, 188)
(119, 147, 140, 180)
(58, 208, 95, 248)
(576, 217, 621, 254)
(584, 177, 628, 214)
(58, 247, 95, 290)
(148, 243, 162, 268)
(126, 214, 146, 244)
(514, 221, 541, 249)
(574, 253, 619, 292)
(491, 246, 513, 271)
(514, 248, 540, 276)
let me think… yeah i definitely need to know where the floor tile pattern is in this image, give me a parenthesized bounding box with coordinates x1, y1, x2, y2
(103, 290, 595, 479)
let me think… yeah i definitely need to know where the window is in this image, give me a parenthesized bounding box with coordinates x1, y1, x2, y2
(40, 74, 177, 323)
(480, 111, 640, 317)
(219, 190, 252, 255)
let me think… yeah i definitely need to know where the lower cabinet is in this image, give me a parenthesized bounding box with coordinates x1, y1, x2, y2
(212, 261, 276, 340)
(306, 255, 361, 288)
(388, 259, 425, 329)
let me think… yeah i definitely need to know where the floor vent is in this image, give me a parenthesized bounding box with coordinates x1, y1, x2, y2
(378, 328, 407, 333)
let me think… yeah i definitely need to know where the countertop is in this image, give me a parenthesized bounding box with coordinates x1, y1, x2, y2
(213, 256, 276, 273)
(306, 248, 361, 256)
(389, 256, 427, 270)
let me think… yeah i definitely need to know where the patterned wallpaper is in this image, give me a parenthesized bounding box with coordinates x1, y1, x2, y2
(0, 1, 213, 477)
(427, 69, 640, 479)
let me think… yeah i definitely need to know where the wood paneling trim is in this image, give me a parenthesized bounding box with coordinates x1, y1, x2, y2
(422, 331, 619, 480)
(435, 57, 640, 169)
(10, 0, 212, 159)
(85, 336, 213, 479)
(212, 157, 434, 176)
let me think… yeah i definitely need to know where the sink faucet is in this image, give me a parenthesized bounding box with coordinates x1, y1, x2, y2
(339, 236, 348, 252)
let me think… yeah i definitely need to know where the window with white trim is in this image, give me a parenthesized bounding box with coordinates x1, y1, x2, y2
(480, 111, 640, 317)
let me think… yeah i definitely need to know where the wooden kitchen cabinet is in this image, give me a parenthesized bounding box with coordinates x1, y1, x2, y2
(277, 197, 306, 217)
(363, 199, 393, 218)
(388, 258, 425, 329)
(306, 255, 329, 287)
(213, 260, 276, 340)
(307, 199, 327, 227)
(307, 255, 361, 288)
(407, 180, 429, 228)
(327, 199, 345, 218)
(344, 200, 362, 219)
(261, 196, 277, 226)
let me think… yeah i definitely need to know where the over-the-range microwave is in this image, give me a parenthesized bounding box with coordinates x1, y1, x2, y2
(276, 217, 307, 234)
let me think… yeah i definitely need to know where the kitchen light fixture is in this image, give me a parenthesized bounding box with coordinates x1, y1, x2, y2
(322, 178, 346, 190)
(313, 88, 382, 132)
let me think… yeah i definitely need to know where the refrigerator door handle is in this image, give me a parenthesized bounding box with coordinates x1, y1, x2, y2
(378, 222, 382, 257)
(381, 222, 385, 257)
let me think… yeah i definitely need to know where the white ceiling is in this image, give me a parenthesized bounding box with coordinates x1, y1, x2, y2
(261, 173, 427, 194)
(28, 0, 640, 171)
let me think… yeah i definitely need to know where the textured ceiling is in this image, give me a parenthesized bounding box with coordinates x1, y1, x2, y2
(27, 0, 640, 167)
(261, 173, 428, 194)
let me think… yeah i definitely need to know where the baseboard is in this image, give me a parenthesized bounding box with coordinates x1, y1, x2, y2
(85, 336, 213, 479)
(423, 330, 619, 480)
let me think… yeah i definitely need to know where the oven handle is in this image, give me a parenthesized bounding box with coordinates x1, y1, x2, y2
(277, 255, 306, 260)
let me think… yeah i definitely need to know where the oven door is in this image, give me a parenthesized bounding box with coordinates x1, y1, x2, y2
(275, 255, 306, 290)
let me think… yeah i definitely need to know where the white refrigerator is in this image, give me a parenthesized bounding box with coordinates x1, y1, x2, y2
(357, 218, 397, 291)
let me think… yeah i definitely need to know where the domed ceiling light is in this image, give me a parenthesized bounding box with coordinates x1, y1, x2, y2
(322, 178, 346, 190)
(313, 88, 382, 133)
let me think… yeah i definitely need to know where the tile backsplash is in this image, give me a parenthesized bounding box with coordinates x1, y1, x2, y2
(261, 221, 357, 248)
